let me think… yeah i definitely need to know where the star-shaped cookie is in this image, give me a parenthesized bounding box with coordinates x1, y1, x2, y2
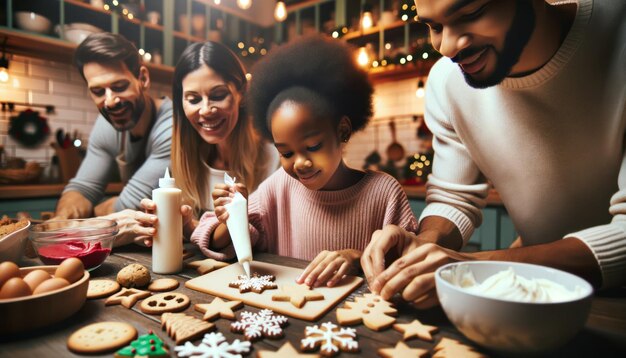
(271, 284, 324, 308)
(105, 287, 151, 308)
(393, 319, 439, 341)
(257, 342, 321, 358)
(194, 297, 243, 321)
(378, 341, 429, 358)
(432, 337, 486, 358)
(186, 258, 229, 275)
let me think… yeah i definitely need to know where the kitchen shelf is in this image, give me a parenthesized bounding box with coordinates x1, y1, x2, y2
(343, 19, 407, 41)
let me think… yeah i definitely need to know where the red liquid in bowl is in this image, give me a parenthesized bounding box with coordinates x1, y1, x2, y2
(37, 241, 111, 269)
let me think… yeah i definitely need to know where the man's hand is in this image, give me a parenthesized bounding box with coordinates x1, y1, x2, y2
(94, 196, 118, 216)
(361, 225, 420, 287)
(372, 242, 473, 309)
(54, 191, 94, 219)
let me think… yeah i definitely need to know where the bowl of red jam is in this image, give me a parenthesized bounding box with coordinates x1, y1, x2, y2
(29, 219, 117, 271)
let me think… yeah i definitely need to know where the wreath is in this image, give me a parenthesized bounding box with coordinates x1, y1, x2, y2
(8, 109, 50, 147)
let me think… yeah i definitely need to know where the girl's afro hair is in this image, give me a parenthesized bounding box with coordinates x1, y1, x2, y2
(247, 35, 374, 140)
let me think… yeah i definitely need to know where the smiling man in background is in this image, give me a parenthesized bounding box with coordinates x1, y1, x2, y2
(361, 0, 626, 306)
(54, 32, 172, 219)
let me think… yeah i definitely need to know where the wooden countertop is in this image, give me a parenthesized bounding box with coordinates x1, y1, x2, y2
(403, 185, 503, 206)
(4, 244, 625, 356)
(0, 183, 124, 199)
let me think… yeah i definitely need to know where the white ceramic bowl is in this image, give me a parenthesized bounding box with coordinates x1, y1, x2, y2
(0, 220, 31, 263)
(435, 261, 593, 354)
(14, 11, 51, 34)
(65, 28, 97, 44)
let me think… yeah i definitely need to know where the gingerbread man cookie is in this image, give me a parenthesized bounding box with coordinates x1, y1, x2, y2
(229, 273, 278, 294)
(140, 292, 190, 314)
(230, 309, 288, 341)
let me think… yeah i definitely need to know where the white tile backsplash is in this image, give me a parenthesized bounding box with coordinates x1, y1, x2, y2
(0, 54, 170, 166)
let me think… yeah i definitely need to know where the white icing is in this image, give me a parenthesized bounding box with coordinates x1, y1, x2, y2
(230, 309, 288, 340)
(229, 274, 277, 293)
(174, 332, 251, 358)
(452, 267, 583, 303)
(301, 321, 359, 354)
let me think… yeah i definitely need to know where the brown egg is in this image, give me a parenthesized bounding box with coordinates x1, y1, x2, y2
(33, 277, 70, 295)
(23, 270, 52, 292)
(55, 258, 85, 284)
(0, 261, 20, 288)
(0, 277, 32, 299)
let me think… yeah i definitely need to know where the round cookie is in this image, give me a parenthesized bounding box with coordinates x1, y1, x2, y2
(117, 264, 151, 288)
(88, 279, 121, 299)
(140, 292, 190, 315)
(148, 278, 179, 292)
(67, 322, 137, 354)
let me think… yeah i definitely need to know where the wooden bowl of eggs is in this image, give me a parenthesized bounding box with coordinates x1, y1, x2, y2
(0, 258, 89, 335)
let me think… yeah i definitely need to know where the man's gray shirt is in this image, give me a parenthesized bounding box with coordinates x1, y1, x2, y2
(63, 97, 173, 211)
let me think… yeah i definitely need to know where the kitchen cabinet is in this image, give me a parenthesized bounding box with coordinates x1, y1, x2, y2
(406, 187, 518, 251)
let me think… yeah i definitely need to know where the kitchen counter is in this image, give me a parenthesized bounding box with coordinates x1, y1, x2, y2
(403, 185, 503, 206)
(0, 183, 124, 199)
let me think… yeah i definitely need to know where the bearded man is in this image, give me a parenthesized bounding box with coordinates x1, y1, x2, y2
(55, 32, 173, 218)
(362, 0, 626, 305)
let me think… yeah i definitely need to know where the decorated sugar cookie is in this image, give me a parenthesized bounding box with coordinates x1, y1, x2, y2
(174, 332, 251, 358)
(114, 330, 169, 358)
(229, 273, 277, 294)
(231, 309, 288, 341)
(300, 321, 359, 357)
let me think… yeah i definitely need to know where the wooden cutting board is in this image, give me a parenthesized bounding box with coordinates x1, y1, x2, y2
(185, 261, 363, 321)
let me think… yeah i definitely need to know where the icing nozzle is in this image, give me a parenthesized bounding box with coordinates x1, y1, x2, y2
(159, 167, 176, 188)
(242, 261, 251, 277)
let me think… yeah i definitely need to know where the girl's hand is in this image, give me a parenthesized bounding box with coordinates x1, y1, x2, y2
(212, 183, 249, 224)
(297, 249, 361, 288)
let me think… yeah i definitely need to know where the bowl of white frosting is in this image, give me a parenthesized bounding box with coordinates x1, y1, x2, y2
(435, 261, 593, 354)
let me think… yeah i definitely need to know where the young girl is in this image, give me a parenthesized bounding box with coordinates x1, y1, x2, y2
(191, 36, 417, 287)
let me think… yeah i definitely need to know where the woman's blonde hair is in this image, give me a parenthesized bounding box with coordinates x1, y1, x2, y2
(171, 41, 271, 216)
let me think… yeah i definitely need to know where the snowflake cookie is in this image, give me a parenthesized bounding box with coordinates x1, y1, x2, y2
(228, 273, 278, 294)
(174, 332, 251, 358)
(300, 321, 359, 357)
(230, 309, 288, 341)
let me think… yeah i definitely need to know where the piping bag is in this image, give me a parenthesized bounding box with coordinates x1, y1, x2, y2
(224, 173, 252, 277)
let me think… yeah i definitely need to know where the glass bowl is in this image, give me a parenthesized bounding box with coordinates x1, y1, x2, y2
(29, 219, 118, 271)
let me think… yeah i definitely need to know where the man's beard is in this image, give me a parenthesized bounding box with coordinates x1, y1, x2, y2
(453, 0, 536, 89)
(101, 95, 146, 132)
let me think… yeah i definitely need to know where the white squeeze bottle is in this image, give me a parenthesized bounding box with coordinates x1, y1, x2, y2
(224, 173, 252, 277)
(151, 168, 183, 274)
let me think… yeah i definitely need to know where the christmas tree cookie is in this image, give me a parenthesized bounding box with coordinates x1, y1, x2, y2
(114, 330, 169, 358)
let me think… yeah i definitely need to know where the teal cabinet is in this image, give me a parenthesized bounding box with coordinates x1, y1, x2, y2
(0, 198, 58, 219)
(409, 199, 517, 251)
